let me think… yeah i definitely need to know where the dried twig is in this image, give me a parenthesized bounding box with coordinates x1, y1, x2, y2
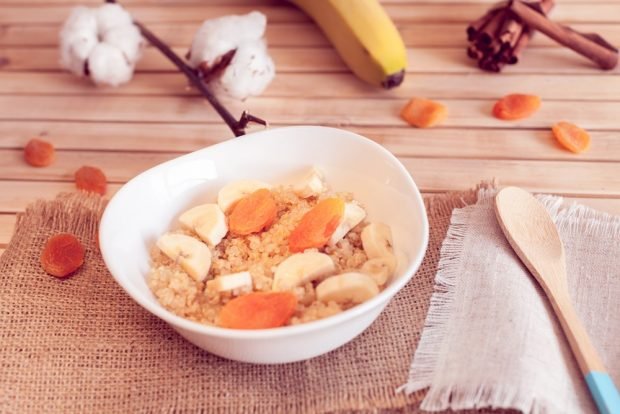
(107, 0, 267, 136)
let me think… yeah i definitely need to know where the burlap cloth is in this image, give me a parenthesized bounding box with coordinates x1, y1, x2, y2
(0, 189, 495, 413)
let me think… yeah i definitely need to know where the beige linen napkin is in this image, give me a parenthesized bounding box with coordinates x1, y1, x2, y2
(400, 189, 620, 413)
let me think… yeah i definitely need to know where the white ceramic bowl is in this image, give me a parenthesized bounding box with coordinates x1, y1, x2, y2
(99, 126, 428, 364)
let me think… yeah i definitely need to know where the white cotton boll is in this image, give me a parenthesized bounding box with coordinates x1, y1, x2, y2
(96, 3, 133, 36)
(213, 39, 275, 100)
(59, 7, 98, 76)
(87, 43, 134, 87)
(60, 4, 142, 86)
(188, 11, 266, 68)
(62, 6, 97, 32)
(103, 24, 143, 63)
(60, 29, 98, 75)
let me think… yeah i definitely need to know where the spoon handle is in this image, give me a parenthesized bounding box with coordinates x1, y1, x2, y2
(551, 291, 620, 414)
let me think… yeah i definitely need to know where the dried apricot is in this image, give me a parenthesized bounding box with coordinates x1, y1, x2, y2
(289, 198, 345, 253)
(552, 122, 591, 153)
(219, 292, 297, 329)
(228, 188, 277, 235)
(400, 97, 447, 128)
(40, 233, 85, 278)
(492, 94, 541, 120)
(75, 165, 107, 195)
(24, 138, 55, 167)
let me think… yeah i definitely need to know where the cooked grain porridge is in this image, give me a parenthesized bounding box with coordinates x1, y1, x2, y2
(148, 170, 396, 329)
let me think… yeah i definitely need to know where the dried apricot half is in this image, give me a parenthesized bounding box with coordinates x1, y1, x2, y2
(75, 166, 107, 195)
(219, 291, 297, 329)
(24, 138, 55, 167)
(400, 97, 447, 128)
(40, 233, 85, 278)
(289, 198, 345, 253)
(552, 121, 591, 153)
(228, 188, 278, 236)
(493, 94, 541, 120)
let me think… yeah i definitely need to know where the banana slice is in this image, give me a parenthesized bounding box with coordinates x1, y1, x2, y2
(217, 179, 271, 213)
(272, 251, 335, 291)
(361, 255, 396, 286)
(316, 272, 379, 304)
(207, 271, 253, 294)
(293, 167, 327, 198)
(329, 202, 366, 245)
(156, 233, 211, 282)
(178, 203, 228, 246)
(361, 222, 394, 259)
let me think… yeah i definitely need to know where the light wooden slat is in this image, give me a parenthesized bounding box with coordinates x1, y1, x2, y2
(1, 122, 620, 162)
(0, 120, 234, 150)
(2, 72, 619, 102)
(0, 5, 308, 24)
(4, 46, 614, 75)
(0, 214, 16, 246)
(0, 181, 121, 213)
(3, 22, 620, 49)
(0, 150, 619, 197)
(0, 149, 176, 182)
(401, 158, 620, 196)
(2, 4, 620, 24)
(2, 95, 620, 130)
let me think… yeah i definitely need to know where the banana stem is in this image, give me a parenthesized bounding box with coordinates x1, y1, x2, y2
(105, 0, 267, 136)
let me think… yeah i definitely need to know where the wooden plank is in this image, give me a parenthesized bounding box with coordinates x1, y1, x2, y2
(400, 158, 620, 197)
(0, 5, 308, 24)
(0, 214, 15, 246)
(2, 4, 620, 25)
(0, 181, 121, 213)
(2, 95, 620, 130)
(1, 122, 619, 162)
(3, 22, 620, 49)
(2, 72, 619, 101)
(0, 150, 618, 197)
(0, 120, 234, 151)
(3, 46, 617, 76)
(0, 149, 176, 182)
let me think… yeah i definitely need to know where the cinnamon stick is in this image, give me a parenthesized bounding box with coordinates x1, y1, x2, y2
(467, 0, 618, 72)
(510, 0, 618, 70)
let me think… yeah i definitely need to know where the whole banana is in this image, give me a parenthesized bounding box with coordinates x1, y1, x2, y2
(289, 0, 408, 88)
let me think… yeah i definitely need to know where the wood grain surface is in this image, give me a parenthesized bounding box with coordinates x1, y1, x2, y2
(1, 0, 619, 253)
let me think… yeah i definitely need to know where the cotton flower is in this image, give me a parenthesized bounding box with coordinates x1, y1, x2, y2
(188, 11, 275, 100)
(60, 3, 143, 87)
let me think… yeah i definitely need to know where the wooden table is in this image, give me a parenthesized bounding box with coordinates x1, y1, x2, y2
(1, 0, 619, 256)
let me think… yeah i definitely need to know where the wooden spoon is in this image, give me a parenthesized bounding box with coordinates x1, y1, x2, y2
(494, 186, 620, 414)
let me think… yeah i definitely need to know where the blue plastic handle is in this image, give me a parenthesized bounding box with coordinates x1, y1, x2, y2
(585, 372, 620, 414)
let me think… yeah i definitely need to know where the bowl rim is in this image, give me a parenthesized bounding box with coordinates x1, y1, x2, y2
(100, 125, 429, 339)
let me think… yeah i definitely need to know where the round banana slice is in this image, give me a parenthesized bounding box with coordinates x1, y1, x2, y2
(178, 203, 228, 246)
(156, 233, 211, 282)
(361, 222, 393, 259)
(316, 272, 379, 304)
(217, 179, 271, 213)
(360, 255, 396, 286)
(272, 251, 335, 291)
